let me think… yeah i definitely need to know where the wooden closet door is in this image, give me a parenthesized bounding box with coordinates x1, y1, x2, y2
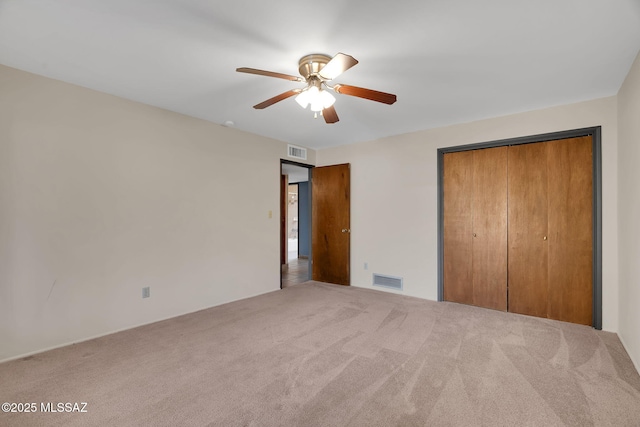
(472, 147, 508, 311)
(443, 151, 474, 305)
(508, 142, 549, 318)
(547, 136, 593, 325)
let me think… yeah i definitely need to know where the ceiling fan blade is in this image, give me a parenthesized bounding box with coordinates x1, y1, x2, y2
(322, 105, 339, 124)
(253, 89, 301, 109)
(318, 53, 358, 80)
(334, 84, 397, 105)
(237, 67, 304, 82)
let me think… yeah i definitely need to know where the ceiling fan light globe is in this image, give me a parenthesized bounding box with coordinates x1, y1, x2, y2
(320, 90, 336, 108)
(310, 100, 324, 112)
(309, 87, 335, 111)
(295, 90, 310, 109)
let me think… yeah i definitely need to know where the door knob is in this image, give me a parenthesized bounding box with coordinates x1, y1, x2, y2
(543, 236, 547, 240)
(341, 229, 350, 233)
(473, 233, 477, 237)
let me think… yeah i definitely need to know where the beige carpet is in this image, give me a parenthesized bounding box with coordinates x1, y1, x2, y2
(1, 281, 639, 426)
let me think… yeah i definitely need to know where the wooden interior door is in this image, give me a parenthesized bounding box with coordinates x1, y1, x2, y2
(443, 151, 474, 305)
(311, 164, 350, 286)
(508, 142, 549, 318)
(547, 136, 593, 325)
(472, 147, 508, 311)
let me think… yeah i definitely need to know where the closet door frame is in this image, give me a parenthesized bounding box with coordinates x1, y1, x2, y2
(437, 126, 602, 329)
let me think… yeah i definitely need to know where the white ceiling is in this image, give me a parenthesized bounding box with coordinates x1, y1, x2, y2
(1, 0, 639, 150)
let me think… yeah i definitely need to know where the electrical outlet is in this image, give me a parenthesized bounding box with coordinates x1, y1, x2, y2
(364, 262, 368, 270)
(142, 287, 150, 298)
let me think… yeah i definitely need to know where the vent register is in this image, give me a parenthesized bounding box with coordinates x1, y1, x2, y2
(373, 274, 403, 291)
(288, 144, 307, 160)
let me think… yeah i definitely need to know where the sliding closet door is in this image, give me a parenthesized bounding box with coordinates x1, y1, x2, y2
(508, 142, 549, 318)
(443, 151, 474, 305)
(472, 147, 508, 311)
(547, 136, 593, 325)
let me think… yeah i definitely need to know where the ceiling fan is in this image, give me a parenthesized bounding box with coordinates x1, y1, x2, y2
(236, 53, 397, 124)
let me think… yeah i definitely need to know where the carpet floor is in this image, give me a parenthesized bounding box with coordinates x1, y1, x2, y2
(1, 281, 639, 426)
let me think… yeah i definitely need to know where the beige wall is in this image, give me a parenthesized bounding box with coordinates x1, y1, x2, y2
(0, 65, 315, 361)
(2, 59, 637, 368)
(317, 96, 619, 332)
(617, 51, 640, 371)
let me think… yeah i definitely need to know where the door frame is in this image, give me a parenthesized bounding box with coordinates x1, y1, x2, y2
(437, 126, 603, 329)
(280, 159, 313, 289)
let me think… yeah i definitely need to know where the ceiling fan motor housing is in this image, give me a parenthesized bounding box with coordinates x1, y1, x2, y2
(298, 54, 332, 80)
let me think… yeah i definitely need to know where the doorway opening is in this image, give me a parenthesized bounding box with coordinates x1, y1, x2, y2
(281, 161, 312, 288)
(287, 183, 299, 261)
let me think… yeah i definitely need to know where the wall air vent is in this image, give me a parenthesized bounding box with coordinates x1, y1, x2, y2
(288, 144, 307, 160)
(373, 274, 403, 291)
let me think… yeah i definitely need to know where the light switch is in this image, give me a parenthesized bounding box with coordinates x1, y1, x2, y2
(268, 210, 272, 218)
